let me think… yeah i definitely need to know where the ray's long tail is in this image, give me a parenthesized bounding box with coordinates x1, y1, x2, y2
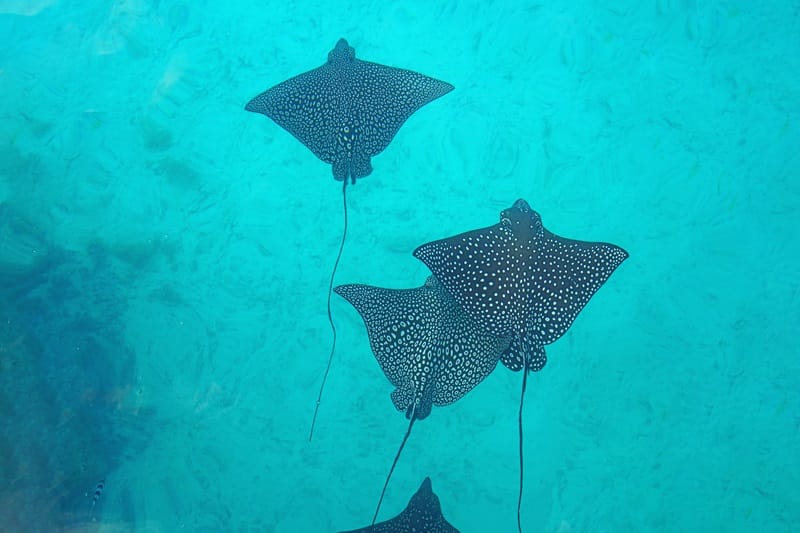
(373, 415, 417, 525)
(309, 180, 349, 441)
(517, 362, 529, 533)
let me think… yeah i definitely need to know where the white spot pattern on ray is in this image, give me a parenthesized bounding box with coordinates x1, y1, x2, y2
(339, 477, 459, 533)
(414, 199, 628, 368)
(335, 276, 511, 420)
(246, 39, 454, 182)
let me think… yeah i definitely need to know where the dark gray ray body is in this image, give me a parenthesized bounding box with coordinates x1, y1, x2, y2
(246, 38, 454, 183)
(339, 477, 459, 533)
(413, 199, 628, 532)
(414, 198, 628, 370)
(335, 276, 510, 523)
(335, 276, 511, 419)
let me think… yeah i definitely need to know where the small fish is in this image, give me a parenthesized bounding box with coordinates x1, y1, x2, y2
(88, 479, 105, 519)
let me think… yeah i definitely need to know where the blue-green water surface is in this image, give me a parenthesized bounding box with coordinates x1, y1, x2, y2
(1, 1, 798, 531)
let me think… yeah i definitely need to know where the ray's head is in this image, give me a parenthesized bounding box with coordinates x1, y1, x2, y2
(329, 38, 356, 64)
(500, 198, 544, 242)
(409, 477, 438, 513)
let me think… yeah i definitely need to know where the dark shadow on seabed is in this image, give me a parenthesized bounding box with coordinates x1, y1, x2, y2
(0, 204, 154, 531)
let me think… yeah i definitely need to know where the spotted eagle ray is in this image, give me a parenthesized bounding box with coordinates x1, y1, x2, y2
(246, 39, 454, 440)
(335, 276, 510, 524)
(245, 38, 454, 183)
(339, 477, 459, 533)
(413, 199, 628, 532)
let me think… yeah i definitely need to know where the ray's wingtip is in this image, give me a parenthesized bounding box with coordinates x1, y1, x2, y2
(333, 284, 365, 303)
(433, 81, 456, 99)
(245, 95, 268, 114)
(332, 284, 349, 296)
(411, 243, 427, 259)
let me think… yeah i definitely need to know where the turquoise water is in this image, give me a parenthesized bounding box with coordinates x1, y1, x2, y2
(1, 1, 798, 531)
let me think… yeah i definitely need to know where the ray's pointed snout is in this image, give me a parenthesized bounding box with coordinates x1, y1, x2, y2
(512, 198, 531, 211)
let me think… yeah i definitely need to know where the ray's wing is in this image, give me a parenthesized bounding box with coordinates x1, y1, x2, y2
(339, 477, 460, 533)
(245, 64, 342, 165)
(334, 283, 429, 416)
(350, 61, 454, 158)
(530, 233, 629, 345)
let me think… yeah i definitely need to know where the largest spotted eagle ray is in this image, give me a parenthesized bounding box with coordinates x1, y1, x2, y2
(246, 39, 454, 439)
(414, 199, 628, 532)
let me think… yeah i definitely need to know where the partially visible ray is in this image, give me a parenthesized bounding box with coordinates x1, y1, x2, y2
(339, 477, 459, 533)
